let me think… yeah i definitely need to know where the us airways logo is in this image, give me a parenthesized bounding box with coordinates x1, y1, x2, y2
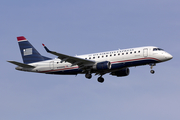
(23, 48, 32, 56)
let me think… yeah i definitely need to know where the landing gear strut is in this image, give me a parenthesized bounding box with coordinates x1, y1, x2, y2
(150, 63, 156, 74)
(97, 76, 104, 83)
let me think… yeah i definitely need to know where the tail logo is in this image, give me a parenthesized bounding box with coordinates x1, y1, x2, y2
(23, 48, 32, 56)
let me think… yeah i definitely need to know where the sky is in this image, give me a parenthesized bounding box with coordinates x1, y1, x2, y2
(1, 0, 180, 120)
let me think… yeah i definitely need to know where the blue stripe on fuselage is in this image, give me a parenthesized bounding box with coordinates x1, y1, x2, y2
(45, 58, 159, 75)
(111, 59, 159, 69)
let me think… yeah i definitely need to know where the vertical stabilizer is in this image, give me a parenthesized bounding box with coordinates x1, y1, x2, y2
(17, 36, 50, 64)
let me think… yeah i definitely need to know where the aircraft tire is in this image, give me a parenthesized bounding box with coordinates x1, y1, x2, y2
(150, 70, 155, 74)
(85, 73, 92, 79)
(97, 77, 104, 83)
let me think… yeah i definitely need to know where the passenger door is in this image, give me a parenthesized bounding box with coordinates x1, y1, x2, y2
(143, 48, 148, 57)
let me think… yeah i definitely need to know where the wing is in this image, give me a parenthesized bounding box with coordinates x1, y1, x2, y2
(42, 44, 95, 68)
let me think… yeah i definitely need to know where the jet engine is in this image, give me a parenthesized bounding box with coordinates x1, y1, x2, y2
(93, 61, 111, 70)
(110, 68, 130, 77)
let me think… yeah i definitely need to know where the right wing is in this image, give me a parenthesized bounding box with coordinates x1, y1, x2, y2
(42, 44, 95, 68)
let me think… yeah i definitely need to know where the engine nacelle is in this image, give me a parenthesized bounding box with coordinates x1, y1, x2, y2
(93, 61, 111, 70)
(110, 68, 130, 77)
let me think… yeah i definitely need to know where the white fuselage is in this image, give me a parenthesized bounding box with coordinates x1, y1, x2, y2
(16, 46, 172, 75)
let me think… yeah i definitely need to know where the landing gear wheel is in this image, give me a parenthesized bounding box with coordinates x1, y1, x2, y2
(149, 63, 156, 74)
(97, 77, 104, 83)
(150, 70, 155, 74)
(85, 73, 92, 79)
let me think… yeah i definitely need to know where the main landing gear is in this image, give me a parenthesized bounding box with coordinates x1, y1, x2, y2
(85, 73, 105, 83)
(97, 76, 104, 83)
(150, 63, 156, 74)
(85, 73, 92, 79)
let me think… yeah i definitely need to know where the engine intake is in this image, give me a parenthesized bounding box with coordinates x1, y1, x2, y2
(93, 61, 111, 70)
(111, 68, 130, 77)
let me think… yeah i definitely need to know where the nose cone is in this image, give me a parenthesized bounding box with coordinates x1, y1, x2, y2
(165, 53, 173, 61)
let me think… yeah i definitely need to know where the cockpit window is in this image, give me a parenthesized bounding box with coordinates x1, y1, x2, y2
(153, 48, 164, 51)
(158, 48, 164, 51)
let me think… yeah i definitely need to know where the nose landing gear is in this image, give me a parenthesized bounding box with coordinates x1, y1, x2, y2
(150, 70, 155, 74)
(150, 63, 156, 74)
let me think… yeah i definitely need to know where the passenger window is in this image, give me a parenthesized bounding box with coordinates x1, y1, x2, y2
(93, 57, 95, 59)
(118, 53, 120, 55)
(106, 55, 108, 57)
(130, 52, 132, 54)
(114, 54, 116, 56)
(85, 58, 87, 59)
(102, 56, 104, 58)
(138, 51, 140, 53)
(110, 55, 112, 57)
(134, 51, 136, 53)
(89, 57, 91, 59)
(98, 56, 100, 58)
(122, 53, 124, 55)
(126, 52, 128, 54)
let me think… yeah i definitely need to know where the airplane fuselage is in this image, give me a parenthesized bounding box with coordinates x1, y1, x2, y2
(16, 46, 172, 76)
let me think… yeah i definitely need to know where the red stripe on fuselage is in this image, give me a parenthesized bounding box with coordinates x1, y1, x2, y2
(39, 66, 79, 73)
(111, 57, 161, 64)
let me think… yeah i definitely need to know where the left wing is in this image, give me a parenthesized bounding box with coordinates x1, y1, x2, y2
(42, 44, 95, 68)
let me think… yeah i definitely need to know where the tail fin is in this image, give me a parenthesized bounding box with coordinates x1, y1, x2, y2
(17, 36, 51, 64)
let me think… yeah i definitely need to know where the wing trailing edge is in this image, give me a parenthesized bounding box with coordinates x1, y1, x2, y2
(42, 44, 95, 68)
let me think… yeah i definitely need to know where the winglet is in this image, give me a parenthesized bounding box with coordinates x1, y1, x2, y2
(42, 43, 51, 52)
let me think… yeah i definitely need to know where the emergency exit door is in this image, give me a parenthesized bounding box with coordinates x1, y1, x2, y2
(49, 61, 54, 70)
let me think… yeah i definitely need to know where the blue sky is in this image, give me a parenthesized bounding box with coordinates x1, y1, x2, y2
(1, 0, 180, 120)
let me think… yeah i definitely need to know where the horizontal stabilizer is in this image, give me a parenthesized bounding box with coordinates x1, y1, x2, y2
(7, 61, 35, 68)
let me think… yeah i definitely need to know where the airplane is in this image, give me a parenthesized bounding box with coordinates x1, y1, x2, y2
(8, 36, 173, 83)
